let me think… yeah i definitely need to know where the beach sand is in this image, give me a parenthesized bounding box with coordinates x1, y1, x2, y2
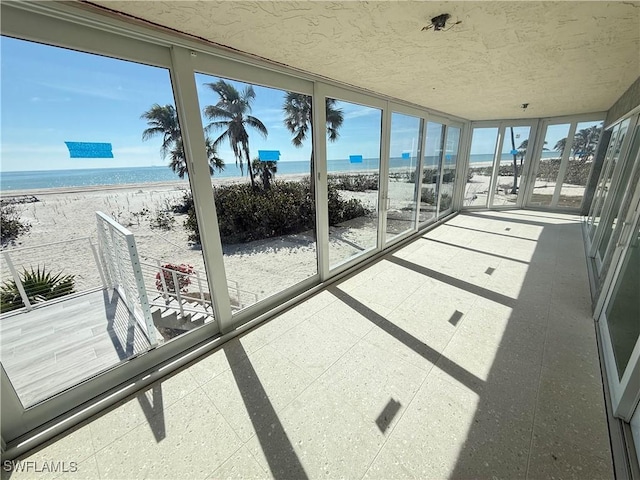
(464, 173, 585, 207)
(0, 173, 389, 308)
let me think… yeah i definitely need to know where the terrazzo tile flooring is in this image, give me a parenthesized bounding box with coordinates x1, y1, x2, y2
(3, 210, 613, 479)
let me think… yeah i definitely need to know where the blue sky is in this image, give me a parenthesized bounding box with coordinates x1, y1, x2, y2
(1, 36, 601, 173)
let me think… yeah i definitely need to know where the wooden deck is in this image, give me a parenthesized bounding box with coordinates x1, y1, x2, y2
(0, 289, 151, 407)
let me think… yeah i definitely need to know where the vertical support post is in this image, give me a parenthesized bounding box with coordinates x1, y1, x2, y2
(125, 233, 158, 346)
(313, 82, 330, 281)
(414, 117, 427, 228)
(195, 270, 205, 305)
(2, 252, 31, 311)
(171, 270, 185, 318)
(378, 101, 391, 248)
(157, 260, 170, 302)
(435, 127, 445, 218)
(170, 46, 232, 334)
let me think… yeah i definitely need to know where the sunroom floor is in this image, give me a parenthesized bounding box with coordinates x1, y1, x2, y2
(4, 210, 613, 480)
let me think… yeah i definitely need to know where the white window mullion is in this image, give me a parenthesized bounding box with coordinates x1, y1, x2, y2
(169, 46, 233, 334)
(313, 82, 331, 281)
(379, 102, 392, 248)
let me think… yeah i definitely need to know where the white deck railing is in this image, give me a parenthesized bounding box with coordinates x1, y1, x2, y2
(96, 211, 157, 346)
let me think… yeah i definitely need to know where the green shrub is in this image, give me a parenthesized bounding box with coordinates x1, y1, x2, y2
(563, 159, 592, 185)
(1, 203, 31, 246)
(150, 209, 176, 231)
(327, 185, 370, 225)
(536, 158, 562, 182)
(185, 180, 370, 245)
(0, 266, 75, 313)
(172, 191, 193, 214)
(421, 188, 436, 205)
(440, 193, 452, 210)
(328, 174, 379, 192)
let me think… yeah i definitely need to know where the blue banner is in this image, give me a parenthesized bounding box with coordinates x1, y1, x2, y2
(401, 152, 411, 159)
(65, 142, 113, 159)
(258, 150, 280, 161)
(349, 155, 363, 164)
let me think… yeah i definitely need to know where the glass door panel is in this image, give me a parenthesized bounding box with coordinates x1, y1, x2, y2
(589, 119, 631, 239)
(0, 36, 216, 407)
(325, 99, 382, 269)
(419, 122, 444, 224)
(529, 123, 571, 207)
(386, 112, 421, 242)
(556, 121, 603, 208)
(491, 126, 531, 207)
(598, 185, 640, 419)
(603, 222, 640, 381)
(587, 123, 622, 234)
(466, 127, 498, 208)
(597, 125, 640, 276)
(439, 126, 460, 216)
(193, 73, 318, 311)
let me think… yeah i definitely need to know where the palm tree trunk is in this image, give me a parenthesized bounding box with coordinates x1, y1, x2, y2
(244, 148, 256, 188)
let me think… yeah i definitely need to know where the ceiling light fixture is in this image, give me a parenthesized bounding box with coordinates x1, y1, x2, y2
(422, 13, 462, 32)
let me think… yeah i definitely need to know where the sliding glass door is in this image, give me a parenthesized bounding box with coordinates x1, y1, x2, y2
(438, 126, 460, 216)
(597, 201, 640, 420)
(325, 97, 382, 269)
(592, 123, 640, 283)
(464, 122, 533, 209)
(384, 112, 422, 243)
(527, 116, 604, 210)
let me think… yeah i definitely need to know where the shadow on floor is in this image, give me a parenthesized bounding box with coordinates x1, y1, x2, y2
(328, 286, 483, 394)
(223, 341, 308, 480)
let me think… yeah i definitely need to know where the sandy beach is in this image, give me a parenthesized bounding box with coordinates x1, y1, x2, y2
(464, 172, 585, 207)
(2, 166, 585, 309)
(0, 172, 388, 309)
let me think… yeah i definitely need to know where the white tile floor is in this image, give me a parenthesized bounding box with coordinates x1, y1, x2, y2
(2, 210, 613, 479)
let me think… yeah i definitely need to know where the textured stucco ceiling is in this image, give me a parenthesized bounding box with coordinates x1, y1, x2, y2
(88, 1, 640, 121)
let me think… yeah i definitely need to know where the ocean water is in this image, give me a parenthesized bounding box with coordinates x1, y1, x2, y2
(0, 153, 558, 192)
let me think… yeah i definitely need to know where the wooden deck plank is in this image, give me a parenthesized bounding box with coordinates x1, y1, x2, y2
(0, 289, 151, 407)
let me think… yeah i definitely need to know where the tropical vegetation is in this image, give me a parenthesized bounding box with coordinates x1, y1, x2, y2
(283, 93, 344, 196)
(141, 104, 225, 178)
(0, 266, 75, 313)
(203, 80, 267, 188)
(553, 125, 602, 159)
(1, 203, 31, 247)
(182, 180, 370, 245)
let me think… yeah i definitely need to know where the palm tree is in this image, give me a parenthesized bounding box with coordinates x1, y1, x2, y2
(572, 126, 601, 160)
(169, 138, 225, 179)
(141, 104, 181, 158)
(203, 80, 268, 189)
(554, 138, 567, 156)
(141, 104, 224, 179)
(283, 93, 344, 197)
(251, 157, 277, 190)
